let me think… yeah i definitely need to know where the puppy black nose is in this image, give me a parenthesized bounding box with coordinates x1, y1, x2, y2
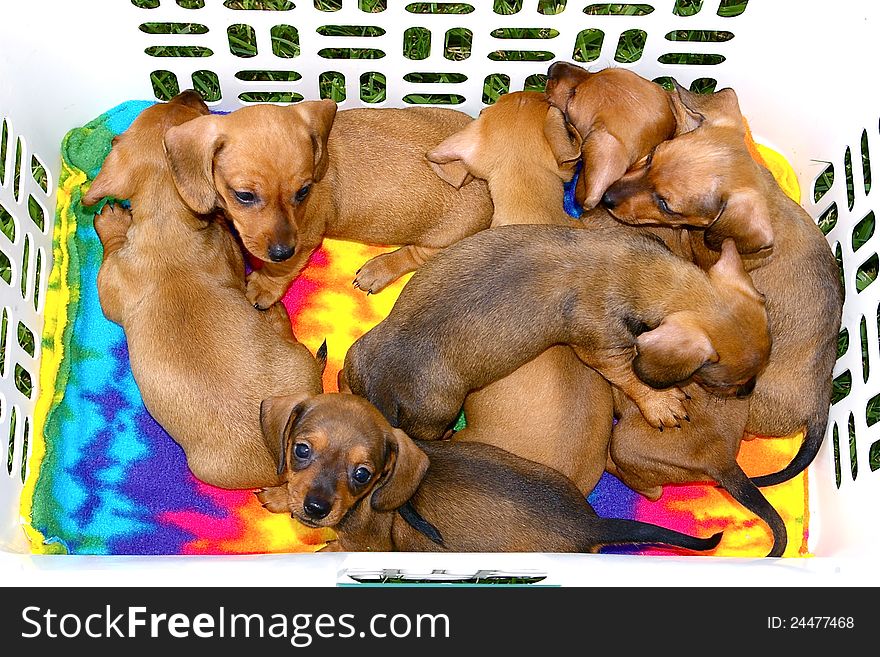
(601, 191, 617, 209)
(268, 243, 295, 262)
(303, 496, 331, 519)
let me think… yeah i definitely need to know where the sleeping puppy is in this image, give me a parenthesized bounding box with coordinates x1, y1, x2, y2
(163, 104, 494, 309)
(545, 61, 675, 211)
(82, 91, 325, 490)
(340, 224, 771, 442)
(425, 90, 612, 496)
(256, 393, 723, 554)
(601, 82, 844, 487)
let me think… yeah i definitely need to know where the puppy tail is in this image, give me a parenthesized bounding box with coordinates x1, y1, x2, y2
(316, 339, 328, 374)
(749, 417, 827, 489)
(589, 517, 722, 554)
(717, 464, 787, 557)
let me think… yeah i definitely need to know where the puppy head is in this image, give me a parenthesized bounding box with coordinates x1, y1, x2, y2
(602, 84, 773, 255)
(259, 393, 429, 528)
(82, 90, 210, 207)
(545, 62, 675, 210)
(163, 99, 337, 263)
(634, 239, 770, 396)
(426, 91, 582, 189)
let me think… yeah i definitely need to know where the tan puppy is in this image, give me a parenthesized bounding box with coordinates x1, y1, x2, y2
(601, 82, 844, 487)
(257, 393, 723, 554)
(82, 91, 324, 490)
(163, 105, 494, 309)
(425, 90, 612, 495)
(341, 224, 771, 442)
(545, 61, 675, 210)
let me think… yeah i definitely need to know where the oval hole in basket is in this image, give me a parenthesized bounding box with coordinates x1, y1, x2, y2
(314, 0, 341, 10)
(494, 0, 523, 14)
(653, 76, 675, 91)
(869, 436, 880, 472)
(0, 308, 7, 376)
(20, 234, 29, 299)
(14, 363, 31, 399)
(861, 129, 871, 196)
(847, 412, 858, 481)
(718, 0, 749, 18)
(226, 0, 294, 9)
(28, 196, 45, 232)
(320, 71, 346, 102)
(657, 52, 725, 65)
(192, 71, 221, 102)
(615, 29, 647, 63)
(236, 70, 302, 82)
(272, 25, 300, 58)
(228, 24, 257, 58)
(318, 48, 385, 59)
(13, 138, 23, 202)
(31, 155, 48, 193)
(17, 322, 34, 358)
(0, 118, 7, 186)
(673, 0, 703, 16)
(844, 146, 855, 211)
(834, 242, 845, 304)
(665, 30, 733, 43)
(34, 248, 43, 312)
(868, 392, 880, 429)
(584, 3, 654, 16)
(0, 250, 11, 285)
(853, 211, 875, 252)
(690, 77, 717, 94)
(832, 369, 851, 405)
(832, 422, 841, 488)
(360, 0, 387, 12)
(6, 406, 16, 476)
(488, 50, 554, 62)
(404, 27, 431, 60)
(860, 315, 870, 383)
(139, 22, 209, 35)
(403, 94, 465, 105)
(524, 73, 548, 93)
(491, 27, 560, 39)
(360, 72, 386, 104)
(0, 202, 15, 243)
(856, 252, 877, 294)
(131, 0, 159, 8)
(405, 72, 467, 84)
(406, 3, 475, 14)
(239, 91, 304, 103)
(145, 45, 213, 57)
(837, 326, 849, 359)
(445, 28, 472, 61)
(317, 25, 385, 37)
(813, 162, 834, 204)
(538, 0, 567, 15)
(482, 74, 510, 104)
(177, 0, 205, 8)
(573, 29, 603, 62)
(151, 70, 181, 101)
(21, 416, 29, 483)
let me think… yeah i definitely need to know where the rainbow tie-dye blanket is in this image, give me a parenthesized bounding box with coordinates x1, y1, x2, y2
(21, 101, 809, 556)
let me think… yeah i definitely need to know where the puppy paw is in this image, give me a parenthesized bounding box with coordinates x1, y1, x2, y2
(93, 203, 132, 244)
(256, 486, 290, 514)
(636, 387, 689, 430)
(246, 272, 285, 310)
(352, 254, 400, 295)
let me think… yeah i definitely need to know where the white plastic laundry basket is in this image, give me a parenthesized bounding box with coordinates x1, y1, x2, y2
(1, 0, 877, 586)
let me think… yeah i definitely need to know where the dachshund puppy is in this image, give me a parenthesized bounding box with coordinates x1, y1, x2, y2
(426, 90, 612, 496)
(601, 82, 844, 487)
(341, 224, 771, 441)
(163, 105, 493, 309)
(82, 91, 325, 489)
(545, 61, 675, 211)
(257, 393, 723, 554)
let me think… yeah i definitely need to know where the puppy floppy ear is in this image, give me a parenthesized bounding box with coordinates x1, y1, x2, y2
(163, 114, 225, 214)
(634, 312, 718, 389)
(426, 124, 478, 189)
(705, 188, 774, 255)
(371, 428, 429, 512)
(291, 99, 337, 182)
(544, 106, 583, 172)
(669, 81, 744, 135)
(259, 393, 312, 475)
(668, 80, 706, 136)
(544, 60, 590, 109)
(82, 146, 130, 207)
(577, 127, 630, 210)
(707, 237, 764, 298)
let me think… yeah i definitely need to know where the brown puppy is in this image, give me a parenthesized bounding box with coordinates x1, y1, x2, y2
(164, 105, 494, 309)
(545, 61, 675, 210)
(257, 393, 723, 554)
(82, 91, 324, 490)
(601, 83, 844, 487)
(341, 224, 771, 442)
(426, 90, 612, 495)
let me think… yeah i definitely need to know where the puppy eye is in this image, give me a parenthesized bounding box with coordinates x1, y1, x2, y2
(294, 184, 311, 203)
(657, 197, 673, 214)
(352, 466, 372, 484)
(233, 190, 257, 205)
(293, 442, 311, 460)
